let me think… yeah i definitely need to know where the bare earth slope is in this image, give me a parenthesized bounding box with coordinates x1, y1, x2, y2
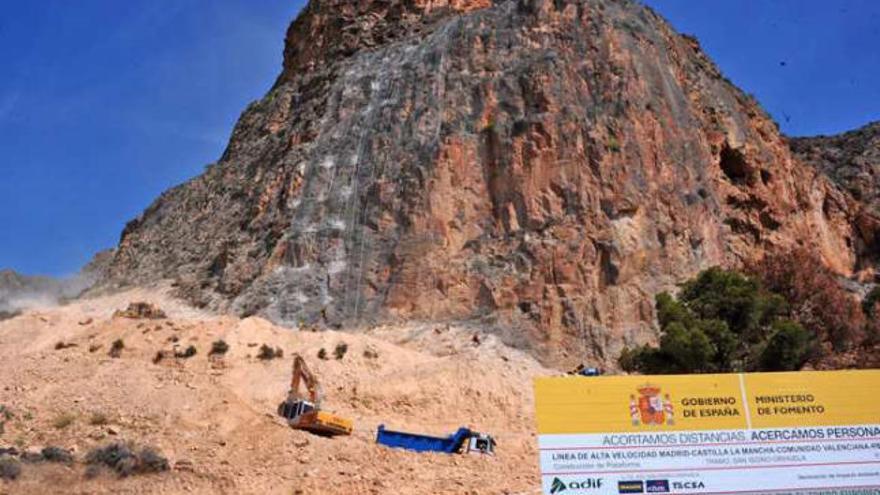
(100, 0, 875, 367)
(0, 290, 550, 494)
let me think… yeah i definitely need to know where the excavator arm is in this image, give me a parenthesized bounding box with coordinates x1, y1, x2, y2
(288, 354, 322, 406)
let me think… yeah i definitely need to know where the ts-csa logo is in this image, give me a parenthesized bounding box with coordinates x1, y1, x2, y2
(550, 477, 604, 493)
(673, 481, 706, 491)
(645, 480, 670, 493)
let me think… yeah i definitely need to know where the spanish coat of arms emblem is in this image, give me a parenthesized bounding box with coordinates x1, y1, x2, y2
(630, 384, 675, 426)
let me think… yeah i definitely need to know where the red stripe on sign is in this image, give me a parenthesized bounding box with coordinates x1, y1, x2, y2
(673, 485, 880, 495)
(540, 436, 880, 451)
(542, 459, 880, 476)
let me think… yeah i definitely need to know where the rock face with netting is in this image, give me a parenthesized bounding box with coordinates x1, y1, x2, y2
(101, 0, 875, 366)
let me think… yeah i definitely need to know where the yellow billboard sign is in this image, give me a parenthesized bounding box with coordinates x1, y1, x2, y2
(534, 370, 880, 495)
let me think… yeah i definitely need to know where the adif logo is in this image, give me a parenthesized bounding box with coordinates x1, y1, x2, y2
(551, 477, 568, 494)
(550, 477, 604, 493)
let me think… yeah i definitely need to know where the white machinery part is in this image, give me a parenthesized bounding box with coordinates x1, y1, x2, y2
(280, 399, 316, 422)
(464, 433, 496, 455)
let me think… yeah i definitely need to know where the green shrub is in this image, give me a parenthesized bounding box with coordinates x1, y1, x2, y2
(89, 412, 109, 426)
(257, 344, 283, 360)
(109, 339, 125, 358)
(209, 340, 230, 356)
(620, 267, 816, 374)
(0, 405, 13, 434)
(679, 268, 785, 342)
(86, 442, 169, 478)
(174, 346, 197, 359)
(333, 342, 348, 360)
(759, 320, 814, 371)
(40, 446, 74, 464)
(363, 346, 379, 359)
(52, 413, 76, 430)
(0, 456, 21, 480)
(152, 351, 166, 364)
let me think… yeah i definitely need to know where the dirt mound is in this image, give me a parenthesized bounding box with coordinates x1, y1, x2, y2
(113, 302, 168, 320)
(0, 290, 554, 494)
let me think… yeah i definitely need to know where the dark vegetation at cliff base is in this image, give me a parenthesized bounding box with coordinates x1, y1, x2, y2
(85, 442, 169, 478)
(621, 250, 879, 374)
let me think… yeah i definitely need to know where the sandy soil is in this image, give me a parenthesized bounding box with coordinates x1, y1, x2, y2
(0, 288, 555, 494)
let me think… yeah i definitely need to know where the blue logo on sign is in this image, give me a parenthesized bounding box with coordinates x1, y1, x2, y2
(645, 480, 670, 493)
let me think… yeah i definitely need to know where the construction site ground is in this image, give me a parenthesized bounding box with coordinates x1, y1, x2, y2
(0, 288, 554, 494)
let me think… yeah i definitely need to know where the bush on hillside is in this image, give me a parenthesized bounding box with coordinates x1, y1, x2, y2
(758, 320, 815, 371)
(0, 405, 12, 436)
(52, 413, 76, 430)
(174, 346, 197, 359)
(209, 340, 230, 356)
(86, 442, 169, 478)
(257, 345, 283, 360)
(0, 456, 21, 480)
(109, 339, 125, 358)
(620, 268, 811, 374)
(333, 342, 349, 360)
(751, 249, 864, 351)
(40, 446, 74, 465)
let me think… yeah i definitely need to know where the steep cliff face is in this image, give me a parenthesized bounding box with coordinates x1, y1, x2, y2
(792, 122, 880, 211)
(791, 122, 880, 277)
(103, 0, 866, 365)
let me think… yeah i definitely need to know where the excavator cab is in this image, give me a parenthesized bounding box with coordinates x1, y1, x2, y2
(464, 433, 497, 455)
(278, 354, 353, 437)
(278, 399, 316, 420)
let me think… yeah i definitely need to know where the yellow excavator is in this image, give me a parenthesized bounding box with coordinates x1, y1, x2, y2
(277, 353, 353, 436)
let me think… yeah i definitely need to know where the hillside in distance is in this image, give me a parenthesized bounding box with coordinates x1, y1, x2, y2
(1, 250, 114, 317)
(100, 0, 878, 366)
(792, 121, 880, 216)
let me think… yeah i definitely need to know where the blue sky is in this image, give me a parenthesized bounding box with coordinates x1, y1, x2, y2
(0, 1, 878, 276)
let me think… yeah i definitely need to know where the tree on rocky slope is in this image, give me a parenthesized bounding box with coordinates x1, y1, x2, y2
(750, 249, 866, 353)
(620, 268, 813, 374)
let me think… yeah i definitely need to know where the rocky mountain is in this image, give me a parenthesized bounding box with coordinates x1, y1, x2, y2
(0, 270, 56, 318)
(790, 122, 880, 285)
(792, 121, 880, 215)
(1, 250, 115, 317)
(101, 0, 875, 366)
